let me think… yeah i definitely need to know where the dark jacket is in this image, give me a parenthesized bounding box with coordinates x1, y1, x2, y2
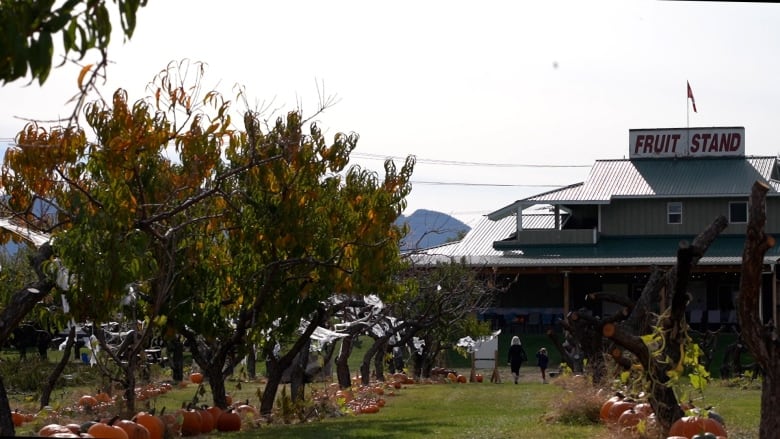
(536, 351, 549, 369)
(508, 344, 527, 368)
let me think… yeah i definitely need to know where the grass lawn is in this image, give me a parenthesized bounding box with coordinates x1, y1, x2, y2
(3, 331, 762, 439)
(225, 373, 760, 439)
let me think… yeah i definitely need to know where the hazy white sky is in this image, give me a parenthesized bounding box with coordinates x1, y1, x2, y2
(2, 0, 780, 224)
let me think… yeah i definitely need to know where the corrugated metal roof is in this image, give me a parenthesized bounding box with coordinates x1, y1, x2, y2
(538, 156, 780, 202)
(415, 215, 513, 259)
(490, 157, 780, 219)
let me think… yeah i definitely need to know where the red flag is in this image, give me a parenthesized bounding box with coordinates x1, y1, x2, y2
(687, 81, 697, 113)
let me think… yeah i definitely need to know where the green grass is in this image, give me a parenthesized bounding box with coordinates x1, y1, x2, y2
(3, 331, 762, 439)
(224, 375, 760, 439)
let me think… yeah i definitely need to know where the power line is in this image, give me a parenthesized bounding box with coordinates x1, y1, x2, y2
(411, 181, 566, 188)
(351, 152, 591, 168)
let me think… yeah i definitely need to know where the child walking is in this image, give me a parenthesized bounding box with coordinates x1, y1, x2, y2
(536, 347, 549, 383)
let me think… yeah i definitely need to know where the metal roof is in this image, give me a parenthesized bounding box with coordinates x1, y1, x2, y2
(489, 156, 780, 220)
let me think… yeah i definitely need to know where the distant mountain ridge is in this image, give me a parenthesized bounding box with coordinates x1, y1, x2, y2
(395, 209, 470, 251)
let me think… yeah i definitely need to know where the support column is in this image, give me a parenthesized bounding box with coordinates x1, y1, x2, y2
(563, 271, 570, 313)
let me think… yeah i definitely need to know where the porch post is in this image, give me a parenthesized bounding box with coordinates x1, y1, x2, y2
(563, 271, 570, 313)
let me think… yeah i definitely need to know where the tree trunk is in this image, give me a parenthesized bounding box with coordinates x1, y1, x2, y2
(601, 215, 728, 433)
(207, 370, 229, 410)
(0, 244, 55, 345)
(335, 335, 355, 388)
(289, 339, 310, 403)
(41, 326, 76, 408)
(0, 375, 13, 437)
(360, 336, 389, 386)
(247, 344, 257, 380)
(168, 337, 184, 382)
(259, 316, 324, 415)
(0, 244, 55, 435)
(759, 364, 780, 438)
(737, 180, 780, 438)
(320, 341, 336, 381)
(373, 347, 385, 382)
(260, 357, 283, 415)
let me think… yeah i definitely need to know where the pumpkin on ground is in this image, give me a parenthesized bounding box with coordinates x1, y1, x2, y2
(11, 411, 25, 427)
(133, 412, 165, 439)
(87, 422, 130, 439)
(197, 407, 215, 433)
(668, 415, 728, 438)
(617, 408, 645, 431)
(115, 419, 151, 439)
(38, 424, 74, 437)
(189, 372, 204, 384)
(606, 400, 636, 423)
(177, 408, 202, 437)
(216, 410, 242, 431)
(206, 406, 224, 424)
(599, 395, 624, 422)
(78, 395, 99, 409)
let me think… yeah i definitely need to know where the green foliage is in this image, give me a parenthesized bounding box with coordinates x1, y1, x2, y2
(0, 0, 148, 85)
(0, 247, 37, 308)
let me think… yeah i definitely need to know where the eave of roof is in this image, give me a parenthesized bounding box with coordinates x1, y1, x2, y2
(411, 235, 779, 268)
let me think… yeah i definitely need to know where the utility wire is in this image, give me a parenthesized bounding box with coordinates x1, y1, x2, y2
(411, 181, 566, 187)
(351, 152, 591, 168)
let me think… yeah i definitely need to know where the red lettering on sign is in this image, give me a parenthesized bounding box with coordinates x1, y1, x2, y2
(691, 134, 701, 152)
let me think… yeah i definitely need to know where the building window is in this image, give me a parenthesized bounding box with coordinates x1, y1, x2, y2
(729, 201, 748, 223)
(667, 202, 682, 224)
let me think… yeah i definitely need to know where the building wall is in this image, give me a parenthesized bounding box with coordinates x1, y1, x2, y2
(600, 197, 780, 236)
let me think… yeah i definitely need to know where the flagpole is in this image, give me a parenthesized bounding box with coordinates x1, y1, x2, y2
(686, 81, 689, 129)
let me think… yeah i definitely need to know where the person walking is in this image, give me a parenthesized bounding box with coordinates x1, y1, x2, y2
(507, 336, 527, 384)
(536, 347, 550, 383)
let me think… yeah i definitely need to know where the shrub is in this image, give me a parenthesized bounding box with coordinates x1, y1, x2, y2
(543, 374, 602, 425)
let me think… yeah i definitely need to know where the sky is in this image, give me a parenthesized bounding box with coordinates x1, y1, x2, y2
(2, 0, 780, 226)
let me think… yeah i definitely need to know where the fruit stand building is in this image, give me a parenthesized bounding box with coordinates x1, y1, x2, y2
(414, 126, 780, 333)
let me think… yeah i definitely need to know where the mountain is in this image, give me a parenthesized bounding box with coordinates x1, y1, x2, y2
(395, 209, 471, 251)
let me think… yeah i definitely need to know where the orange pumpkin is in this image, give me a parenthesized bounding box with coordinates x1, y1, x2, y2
(87, 422, 129, 439)
(669, 416, 728, 438)
(78, 395, 99, 408)
(633, 402, 654, 416)
(38, 424, 73, 437)
(133, 412, 164, 439)
(95, 392, 112, 403)
(235, 403, 259, 419)
(178, 408, 202, 437)
(189, 372, 204, 384)
(216, 410, 242, 432)
(617, 408, 644, 430)
(159, 412, 181, 437)
(206, 406, 224, 424)
(115, 419, 150, 439)
(600, 395, 623, 422)
(361, 403, 380, 414)
(197, 408, 214, 433)
(11, 411, 25, 427)
(475, 374, 484, 383)
(607, 400, 636, 423)
(63, 423, 82, 435)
